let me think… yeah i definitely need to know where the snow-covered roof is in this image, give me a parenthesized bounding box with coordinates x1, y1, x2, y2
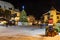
(0, 1, 14, 10)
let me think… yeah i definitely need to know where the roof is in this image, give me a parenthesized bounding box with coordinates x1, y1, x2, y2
(0, 1, 14, 10)
(50, 6, 56, 10)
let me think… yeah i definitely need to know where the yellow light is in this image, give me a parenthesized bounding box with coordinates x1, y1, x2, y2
(28, 22, 32, 25)
(27, 17, 30, 21)
(38, 21, 41, 24)
(15, 17, 20, 21)
(35, 21, 37, 24)
(11, 18, 14, 20)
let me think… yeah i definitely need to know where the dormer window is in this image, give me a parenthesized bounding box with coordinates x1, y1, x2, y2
(57, 16, 59, 19)
(9, 8, 12, 10)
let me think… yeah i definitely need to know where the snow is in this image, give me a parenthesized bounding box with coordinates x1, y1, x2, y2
(0, 26, 45, 37)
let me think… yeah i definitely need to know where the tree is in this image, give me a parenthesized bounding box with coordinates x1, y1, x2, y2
(20, 10, 27, 22)
(55, 23, 60, 32)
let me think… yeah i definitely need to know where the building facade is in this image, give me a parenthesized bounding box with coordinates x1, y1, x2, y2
(43, 7, 60, 25)
(27, 15, 35, 25)
(0, 1, 20, 25)
(0, 1, 14, 10)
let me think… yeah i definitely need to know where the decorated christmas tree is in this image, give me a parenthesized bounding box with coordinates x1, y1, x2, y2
(20, 5, 28, 22)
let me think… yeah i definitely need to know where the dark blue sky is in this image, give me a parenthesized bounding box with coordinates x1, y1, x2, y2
(2, 0, 60, 19)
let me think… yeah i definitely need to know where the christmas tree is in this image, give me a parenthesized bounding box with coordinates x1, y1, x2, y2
(20, 6, 28, 22)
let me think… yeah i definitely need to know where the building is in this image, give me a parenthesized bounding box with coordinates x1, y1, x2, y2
(0, 1, 14, 10)
(27, 15, 35, 25)
(34, 20, 41, 25)
(43, 13, 48, 23)
(43, 7, 60, 25)
(0, 1, 20, 25)
(11, 9, 20, 25)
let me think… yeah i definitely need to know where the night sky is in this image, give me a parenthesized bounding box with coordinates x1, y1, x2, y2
(2, 0, 60, 19)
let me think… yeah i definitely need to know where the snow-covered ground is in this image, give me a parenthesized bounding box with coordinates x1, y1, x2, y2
(0, 26, 45, 37)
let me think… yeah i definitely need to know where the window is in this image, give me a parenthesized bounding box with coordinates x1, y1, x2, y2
(5, 10, 11, 14)
(9, 8, 12, 10)
(57, 16, 59, 19)
(48, 15, 50, 19)
(11, 13, 17, 17)
(57, 20, 60, 23)
(51, 15, 53, 17)
(0, 5, 1, 8)
(56, 13, 60, 15)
